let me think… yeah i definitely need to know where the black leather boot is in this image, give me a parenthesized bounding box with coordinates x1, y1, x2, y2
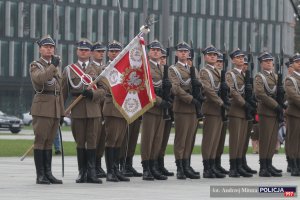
(188, 157, 200, 175)
(259, 159, 271, 177)
(149, 160, 167, 180)
(86, 149, 102, 184)
(267, 158, 282, 173)
(76, 148, 87, 183)
(114, 148, 130, 182)
(209, 159, 226, 178)
(175, 159, 186, 180)
(215, 156, 229, 174)
(202, 159, 215, 178)
(290, 159, 300, 176)
(157, 157, 174, 176)
(119, 157, 132, 177)
(124, 157, 142, 177)
(287, 156, 291, 173)
(105, 147, 119, 182)
(242, 156, 257, 174)
(141, 160, 154, 181)
(266, 159, 282, 177)
(96, 157, 106, 178)
(236, 158, 252, 177)
(34, 149, 50, 184)
(44, 150, 62, 184)
(228, 159, 240, 178)
(182, 159, 200, 179)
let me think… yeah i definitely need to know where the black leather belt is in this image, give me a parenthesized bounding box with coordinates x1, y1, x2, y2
(36, 91, 60, 96)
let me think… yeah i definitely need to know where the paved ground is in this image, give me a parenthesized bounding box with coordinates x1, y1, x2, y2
(0, 154, 298, 200)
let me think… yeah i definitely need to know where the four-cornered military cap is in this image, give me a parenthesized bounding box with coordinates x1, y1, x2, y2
(217, 52, 223, 61)
(258, 51, 273, 62)
(176, 42, 191, 51)
(161, 48, 167, 57)
(148, 40, 163, 50)
(77, 38, 92, 50)
(244, 56, 248, 64)
(37, 35, 55, 47)
(230, 48, 245, 59)
(202, 45, 218, 55)
(292, 53, 300, 62)
(107, 40, 123, 51)
(92, 42, 106, 51)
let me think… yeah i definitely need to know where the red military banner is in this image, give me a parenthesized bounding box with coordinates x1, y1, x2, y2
(101, 36, 156, 123)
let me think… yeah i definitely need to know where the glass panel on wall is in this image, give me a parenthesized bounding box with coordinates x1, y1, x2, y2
(58, 5, 65, 40)
(91, 8, 97, 42)
(69, 6, 76, 40)
(10, 2, 18, 37)
(23, 3, 30, 37)
(0, 1, 5, 36)
(1, 41, 9, 76)
(81, 8, 87, 38)
(35, 4, 42, 39)
(14, 41, 22, 77)
(46, 5, 53, 37)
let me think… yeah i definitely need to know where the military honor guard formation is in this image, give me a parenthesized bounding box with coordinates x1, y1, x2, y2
(28, 32, 300, 185)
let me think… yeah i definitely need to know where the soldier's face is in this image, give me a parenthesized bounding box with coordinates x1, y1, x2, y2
(293, 60, 300, 71)
(108, 50, 121, 61)
(148, 48, 162, 61)
(176, 50, 189, 62)
(260, 59, 273, 71)
(77, 49, 91, 60)
(215, 61, 223, 69)
(204, 53, 217, 64)
(39, 45, 55, 59)
(160, 56, 167, 65)
(92, 50, 105, 60)
(232, 55, 245, 67)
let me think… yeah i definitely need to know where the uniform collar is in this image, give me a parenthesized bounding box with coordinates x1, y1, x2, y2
(264, 70, 272, 75)
(150, 59, 160, 66)
(234, 67, 243, 74)
(206, 64, 215, 70)
(41, 57, 51, 65)
(92, 60, 102, 66)
(78, 60, 89, 67)
(178, 61, 187, 67)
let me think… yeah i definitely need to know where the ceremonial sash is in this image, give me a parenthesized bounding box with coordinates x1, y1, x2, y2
(69, 64, 97, 90)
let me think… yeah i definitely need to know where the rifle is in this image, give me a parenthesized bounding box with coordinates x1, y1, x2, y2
(244, 45, 257, 121)
(162, 37, 172, 120)
(190, 41, 204, 119)
(219, 44, 230, 122)
(275, 49, 285, 123)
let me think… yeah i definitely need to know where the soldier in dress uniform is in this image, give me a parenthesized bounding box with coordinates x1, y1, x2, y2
(101, 40, 130, 182)
(199, 45, 227, 179)
(156, 48, 174, 177)
(284, 53, 300, 176)
(29, 35, 64, 184)
(140, 40, 170, 181)
(285, 58, 294, 173)
(169, 42, 200, 180)
(214, 52, 229, 175)
(254, 51, 283, 177)
(91, 42, 107, 178)
(226, 49, 253, 178)
(241, 56, 257, 174)
(62, 39, 103, 184)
